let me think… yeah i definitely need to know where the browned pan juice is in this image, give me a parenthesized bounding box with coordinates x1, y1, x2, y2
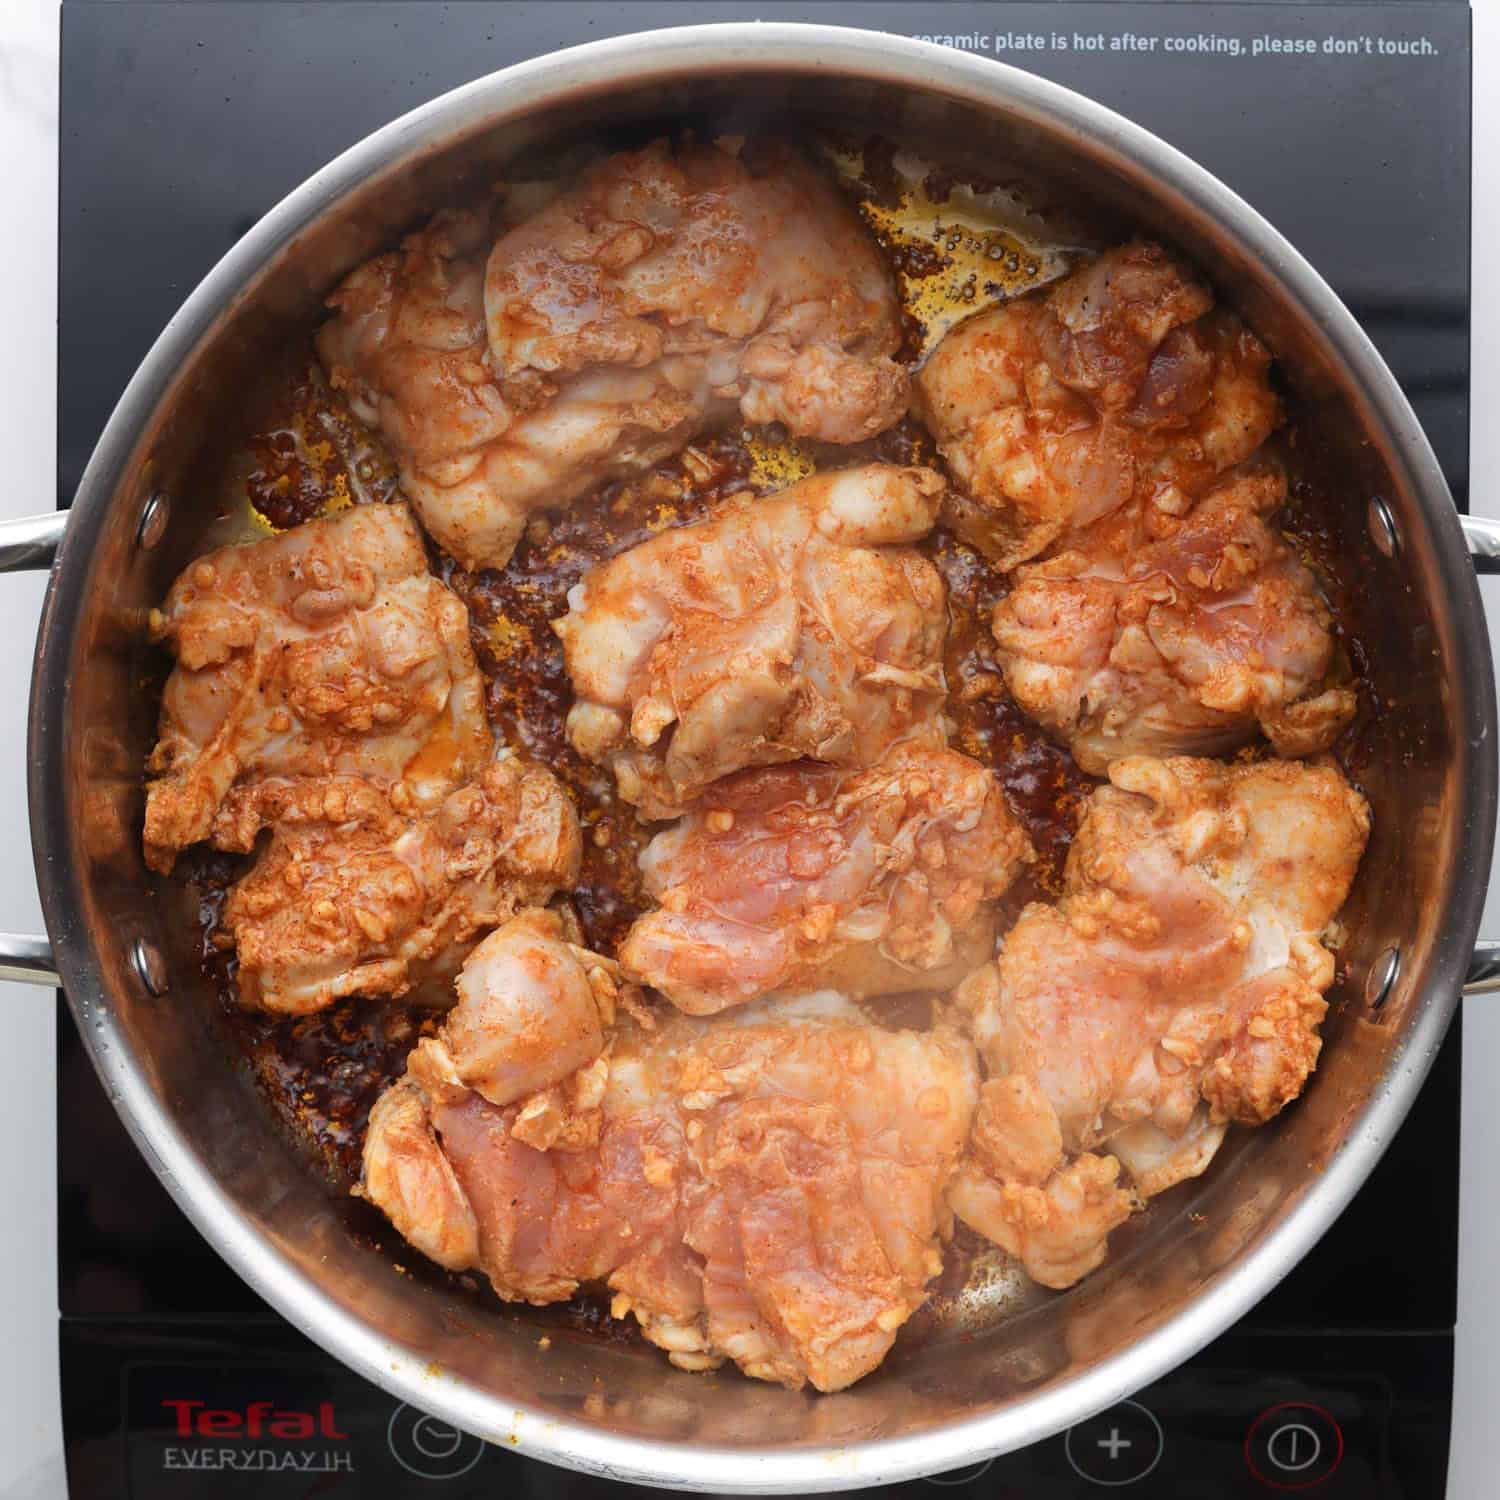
(178, 136, 1371, 1343)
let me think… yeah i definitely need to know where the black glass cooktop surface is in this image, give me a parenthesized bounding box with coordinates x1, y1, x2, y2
(58, 2, 1469, 1495)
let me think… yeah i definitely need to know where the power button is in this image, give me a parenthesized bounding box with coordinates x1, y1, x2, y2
(1245, 1402, 1344, 1490)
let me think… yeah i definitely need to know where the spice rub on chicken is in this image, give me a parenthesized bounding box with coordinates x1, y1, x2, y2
(945, 754, 1370, 1288)
(144, 503, 492, 873)
(918, 241, 1353, 768)
(618, 744, 1032, 1015)
(217, 760, 581, 1015)
(144, 501, 580, 1012)
(362, 973, 978, 1393)
(990, 466, 1356, 772)
(916, 240, 1281, 571)
(316, 137, 910, 571)
(555, 464, 950, 819)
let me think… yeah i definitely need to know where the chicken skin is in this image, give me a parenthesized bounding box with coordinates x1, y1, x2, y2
(317, 138, 909, 570)
(362, 986, 978, 1392)
(991, 468, 1356, 772)
(916, 241, 1280, 570)
(144, 503, 490, 873)
(217, 759, 581, 1014)
(556, 464, 949, 818)
(619, 745, 1032, 1014)
(947, 754, 1369, 1288)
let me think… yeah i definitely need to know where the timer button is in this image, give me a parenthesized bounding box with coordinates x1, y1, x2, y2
(1245, 1402, 1344, 1489)
(386, 1403, 486, 1479)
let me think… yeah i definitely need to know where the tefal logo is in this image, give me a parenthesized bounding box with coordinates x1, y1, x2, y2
(161, 1399, 349, 1441)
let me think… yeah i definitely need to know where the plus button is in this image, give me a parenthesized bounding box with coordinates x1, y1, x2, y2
(1064, 1401, 1165, 1486)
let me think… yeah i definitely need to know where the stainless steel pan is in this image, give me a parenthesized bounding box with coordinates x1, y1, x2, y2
(5, 23, 1498, 1491)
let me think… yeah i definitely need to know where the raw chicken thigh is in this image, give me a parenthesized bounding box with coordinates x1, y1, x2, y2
(556, 464, 950, 817)
(991, 468, 1356, 772)
(144, 503, 490, 872)
(946, 753, 1369, 1287)
(916, 241, 1280, 569)
(916, 238, 1350, 769)
(218, 760, 580, 1014)
(362, 978, 978, 1392)
(619, 744, 1032, 1014)
(317, 138, 910, 570)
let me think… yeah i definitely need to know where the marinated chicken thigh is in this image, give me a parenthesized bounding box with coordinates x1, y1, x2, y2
(317, 138, 909, 570)
(144, 503, 490, 872)
(946, 754, 1369, 1287)
(619, 744, 1032, 1014)
(556, 464, 949, 818)
(991, 468, 1356, 772)
(362, 988, 978, 1391)
(430, 907, 648, 1150)
(218, 758, 581, 1014)
(916, 241, 1279, 570)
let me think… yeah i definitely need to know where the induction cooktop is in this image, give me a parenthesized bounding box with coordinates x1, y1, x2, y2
(57, 3, 1470, 1495)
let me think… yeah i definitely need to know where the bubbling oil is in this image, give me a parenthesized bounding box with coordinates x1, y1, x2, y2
(820, 138, 1077, 354)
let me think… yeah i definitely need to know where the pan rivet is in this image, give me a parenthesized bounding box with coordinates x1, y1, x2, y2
(1367, 496, 1400, 559)
(131, 938, 167, 997)
(1365, 945, 1400, 1011)
(137, 491, 171, 551)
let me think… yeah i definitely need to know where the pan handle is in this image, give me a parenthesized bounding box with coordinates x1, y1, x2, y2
(0, 510, 67, 574)
(1465, 943, 1500, 996)
(1463, 514, 1500, 989)
(0, 511, 66, 985)
(1460, 513, 1500, 575)
(0, 936, 61, 987)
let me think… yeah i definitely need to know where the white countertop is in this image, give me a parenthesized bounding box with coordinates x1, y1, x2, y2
(1, 1, 1497, 1494)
